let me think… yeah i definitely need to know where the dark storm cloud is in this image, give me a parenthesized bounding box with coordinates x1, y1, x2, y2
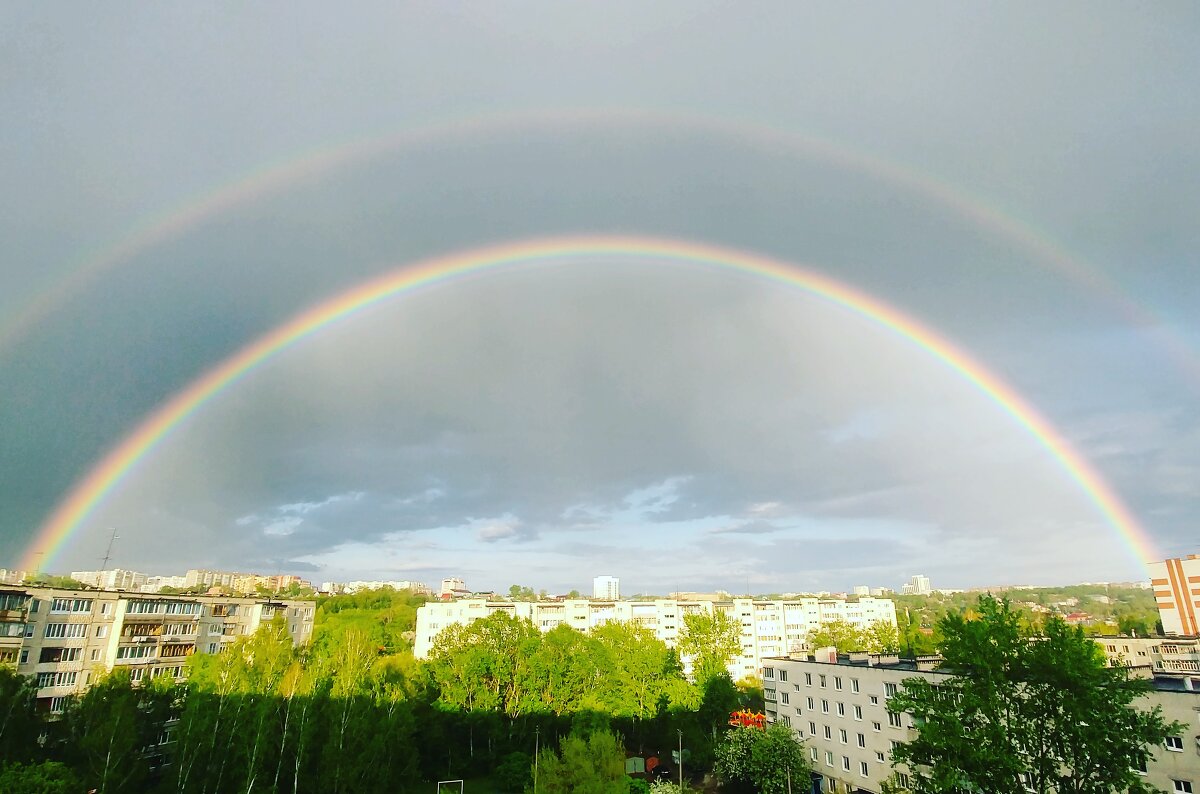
(1, 3, 1197, 589)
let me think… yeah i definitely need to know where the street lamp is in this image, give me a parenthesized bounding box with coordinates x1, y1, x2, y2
(534, 727, 540, 793)
(677, 729, 683, 790)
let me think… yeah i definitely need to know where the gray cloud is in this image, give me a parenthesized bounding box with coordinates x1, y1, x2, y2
(1, 3, 1197, 592)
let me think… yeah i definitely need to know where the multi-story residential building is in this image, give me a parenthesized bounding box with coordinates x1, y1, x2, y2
(0, 586, 314, 715)
(141, 575, 189, 592)
(414, 597, 897, 679)
(900, 575, 931, 596)
(1150, 555, 1200, 636)
(764, 652, 1200, 794)
(70, 568, 148, 591)
(593, 575, 621, 600)
(439, 577, 466, 596)
(1098, 635, 1200, 675)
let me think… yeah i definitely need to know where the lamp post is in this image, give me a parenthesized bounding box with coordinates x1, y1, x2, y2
(534, 727, 540, 792)
(678, 729, 683, 790)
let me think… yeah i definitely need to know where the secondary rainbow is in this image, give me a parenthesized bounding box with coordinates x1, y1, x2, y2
(5, 107, 1197, 391)
(21, 235, 1158, 571)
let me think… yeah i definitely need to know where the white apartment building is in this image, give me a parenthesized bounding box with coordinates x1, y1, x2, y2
(593, 575, 620, 600)
(900, 575, 931, 596)
(141, 575, 188, 592)
(415, 597, 898, 679)
(764, 652, 1200, 794)
(439, 577, 466, 596)
(70, 568, 147, 591)
(0, 585, 314, 715)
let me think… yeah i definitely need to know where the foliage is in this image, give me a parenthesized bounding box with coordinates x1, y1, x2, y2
(889, 595, 1177, 794)
(713, 723, 810, 794)
(508, 585, 538, 601)
(0, 667, 41, 765)
(808, 619, 900, 653)
(494, 751, 532, 792)
(0, 761, 81, 794)
(678, 611, 741, 683)
(531, 730, 630, 794)
(23, 575, 86, 590)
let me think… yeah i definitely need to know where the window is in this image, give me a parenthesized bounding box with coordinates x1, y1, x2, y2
(35, 671, 77, 688)
(885, 682, 898, 696)
(101, 602, 111, 615)
(825, 751, 833, 767)
(870, 695, 879, 705)
(824, 725, 832, 740)
(860, 761, 869, 777)
(18, 650, 28, 665)
(839, 728, 847, 744)
(888, 711, 903, 728)
(872, 721, 881, 732)
(116, 645, 156, 660)
(808, 697, 815, 709)
(810, 722, 817, 736)
(1166, 736, 1184, 752)
(765, 667, 775, 679)
(38, 647, 81, 663)
(822, 699, 829, 713)
(835, 676, 842, 690)
(1132, 756, 1147, 774)
(837, 702, 845, 716)
(854, 704, 863, 720)
(811, 747, 818, 762)
(842, 756, 851, 772)
(90, 649, 100, 661)
(44, 623, 87, 639)
(805, 672, 812, 685)
(128, 668, 145, 683)
(1174, 782, 1193, 794)
(820, 675, 827, 688)
(779, 670, 787, 682)
(875, 751, 886, 763)
(858, 733, 866, 748)
(781, 692, 789, 705)
(49, 696, 70, 714)
(852, 678, 860, 693)
(897, 773, 910, 788)
(95, 625, 107, 638)
(781, 715, 792, 727)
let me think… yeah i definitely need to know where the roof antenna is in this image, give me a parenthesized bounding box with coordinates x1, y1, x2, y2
(100, 527, 119, 571)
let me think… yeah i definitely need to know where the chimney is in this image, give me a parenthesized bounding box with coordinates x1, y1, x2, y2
(816, 646, 838, 664)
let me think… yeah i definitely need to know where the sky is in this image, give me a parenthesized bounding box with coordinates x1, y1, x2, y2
(1, 3, 1198, 594)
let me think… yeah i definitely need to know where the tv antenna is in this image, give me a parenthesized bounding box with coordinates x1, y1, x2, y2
(100, 527, 119, 570)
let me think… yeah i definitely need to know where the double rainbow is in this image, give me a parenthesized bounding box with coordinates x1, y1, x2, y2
(21, 236, 1157, 571)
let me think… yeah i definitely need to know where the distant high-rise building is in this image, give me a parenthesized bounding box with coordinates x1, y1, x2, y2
(70, 569, 147, 591)
(852, 585, 871, 597)
(593, 575, 620, 600)
(903, 575, 932, 596)
(440, 577, 466, 596)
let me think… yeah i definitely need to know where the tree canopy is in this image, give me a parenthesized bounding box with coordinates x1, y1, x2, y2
(888, 595, 1176, 794)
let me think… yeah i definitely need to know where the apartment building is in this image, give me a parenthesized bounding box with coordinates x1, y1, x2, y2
(764, 651, 944, 794)
(414, 596, 897, 679)
(0, 585, 314, 715)
(1150, 555, 1200, 636)
(764, 653, 1200, 794)
(593, 575, 621, 600)
(70, 568, 148, 591)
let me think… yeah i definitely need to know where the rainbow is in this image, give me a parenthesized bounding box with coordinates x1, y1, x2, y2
(4, 107, 1198, 389)
(21, 235, 1157, 571)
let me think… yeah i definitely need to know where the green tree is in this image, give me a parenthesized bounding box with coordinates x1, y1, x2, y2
(0, 667, 41, 765)
(677, 611, 740, 683)
(889, 595, 1177, 794)
(0, 761, 81, 794)
(807, 619, 866, 653)
(532, 730, 630, 794)
(866, 620, 901, 653)
(713, 723, 810, 794)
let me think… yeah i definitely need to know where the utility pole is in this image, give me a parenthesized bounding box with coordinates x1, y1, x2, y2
(100, 527, 119, 571)
(534, 727, 539, 793)
(677, 729, 683, 790)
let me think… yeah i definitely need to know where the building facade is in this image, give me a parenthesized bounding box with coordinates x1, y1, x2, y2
(1150, 555, 1200, 636)
(593, 575, 621, 600)
(0, 585, 314, 715)
(70, 569, 148, 591)
(342, 580, 430, 595)
(764, 653, 1200, 794)
(415, 596, 897, 679)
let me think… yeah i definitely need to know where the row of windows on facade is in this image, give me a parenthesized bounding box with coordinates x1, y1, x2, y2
(765, 666, 895, 696)
(769, 690, 902, 726)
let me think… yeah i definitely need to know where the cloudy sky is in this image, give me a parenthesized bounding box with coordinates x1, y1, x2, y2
(2, 3, 1198, 594)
